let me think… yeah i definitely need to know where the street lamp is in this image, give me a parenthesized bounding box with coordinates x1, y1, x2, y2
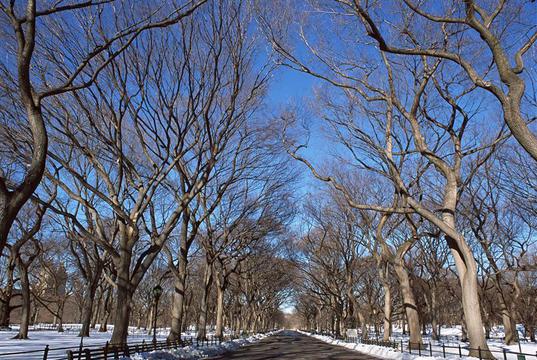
(152, 285, 163, 345)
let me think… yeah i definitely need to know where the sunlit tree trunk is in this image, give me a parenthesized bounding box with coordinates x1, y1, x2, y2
(168, 212, 190, 341)
(197, 261, 213, 340)
(430, 289, 439, 341)
(110, 245, 134, 344)
(215, 280, 226, 338)
(393, 247, 421, 346)
(14, 258, 31, 339)
(379, 262, 392, 341)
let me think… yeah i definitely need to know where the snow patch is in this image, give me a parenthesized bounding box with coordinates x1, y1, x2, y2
(300, 331, 479, 360)
(127, 332, 276, 359)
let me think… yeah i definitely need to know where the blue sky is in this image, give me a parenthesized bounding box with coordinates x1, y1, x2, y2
(265, 66, 332, 200)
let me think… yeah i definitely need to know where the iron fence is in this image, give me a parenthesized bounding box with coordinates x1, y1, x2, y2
(0, 334, 245, 359)
(312, 332, 537, 360)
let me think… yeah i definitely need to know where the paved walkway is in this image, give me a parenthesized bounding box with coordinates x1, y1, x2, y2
(208, 331, 380, 359)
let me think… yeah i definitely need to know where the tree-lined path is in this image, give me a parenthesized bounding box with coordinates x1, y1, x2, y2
(1, 0, 537, 356)
(208, 331, 378, 360)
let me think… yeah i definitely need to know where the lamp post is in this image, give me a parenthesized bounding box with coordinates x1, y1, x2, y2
(373, 308, 378, 341)
(152, 285, 163, 345)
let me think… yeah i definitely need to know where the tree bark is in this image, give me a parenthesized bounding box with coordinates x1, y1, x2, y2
(0, 260, 15, 329)
(109, 284, 133, 344)
(215, 282, 226, 338)
(528, 326, 535, 342)
(99, 312, 109, 332)
(146, 306, 154, 331)
(197, 262, 213, 340)
(168, 253, 188, 340)
(404, 182, 491, 355)
(110, 248, 135, 344)
(98, 288, 112, 333)
(444, 229, 491, 357)
(91, 289, 102, 330)
(356, 310, 368, 338)
(168, 212, 190, 341)
(379, 262, 392, 341)
(0, 300, 10, 329)
(234, 308, 241, 337)
(79, 288, 96, 337)
(57, 300, 65, 333)
(431, 289, 439, 341)
(0, 82, 48, 258)
(501, 308, 517, 345)
(393, 254, 421, 346)
(14, 259, 31, 339)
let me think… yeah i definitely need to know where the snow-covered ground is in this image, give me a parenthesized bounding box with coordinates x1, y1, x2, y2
(304, 326, 537, 360)
(0, 324, 269, 360)
(389, 325, 537, 360)
(304, 331, 475, 360)
(0, 324, 179, 360)
(129, 331, 275, 359)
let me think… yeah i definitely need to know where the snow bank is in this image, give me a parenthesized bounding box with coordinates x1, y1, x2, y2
(0, 327, 170, 360)
(128, 332, 276, 359)
(300, 331, 478, 360)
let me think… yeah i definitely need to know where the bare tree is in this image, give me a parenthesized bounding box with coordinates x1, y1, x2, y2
(0, 0, 207, 258)
(9, 203, 48, 339)
(461, 159, 534, 344)
(258, 2, 510, 352)
(162, 0, 274, 341)
(344, 0, 537, 160)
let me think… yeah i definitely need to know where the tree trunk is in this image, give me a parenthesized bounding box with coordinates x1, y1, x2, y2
(380, 269, 392, 341)
(448, 237, 492, 357)
(234, 308, 241, 337)
(461, 320, 468, 342)
(110, 286, 133, 343)
(99, 311, 109, 332)
(168, 263, 187, 340)
(14, 260, 31, 339)
(393, 253, 421, 346)
(98, 288, 111, 333)
(334, 314, 341, 337)
(502, 309, 517, 345)
(0, 300, 10, 329)
(146, 306, 154, 331)
(79, 289, 95, 337)
(431, 287, 439, 341)
(316, 306, 322, 333)
(31, 305, 39, 325)
(197, 262, 213, 340)
(91, 290, 102, 330)
(403, 164, 491, 356)
(168, 213, 190, 341)
(215, 283, 225, 338)
(0, 259, 15, 329)
(110, 277, 134, 344)
(57, 301, 64, 333)
(527, 326, 535, 342)
(356, 310, 367, 337)
(0, 105, 47, 259)
(79, 264, 102, 337)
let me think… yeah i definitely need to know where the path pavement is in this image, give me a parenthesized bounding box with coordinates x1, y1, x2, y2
(208, 330, 380, 359)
